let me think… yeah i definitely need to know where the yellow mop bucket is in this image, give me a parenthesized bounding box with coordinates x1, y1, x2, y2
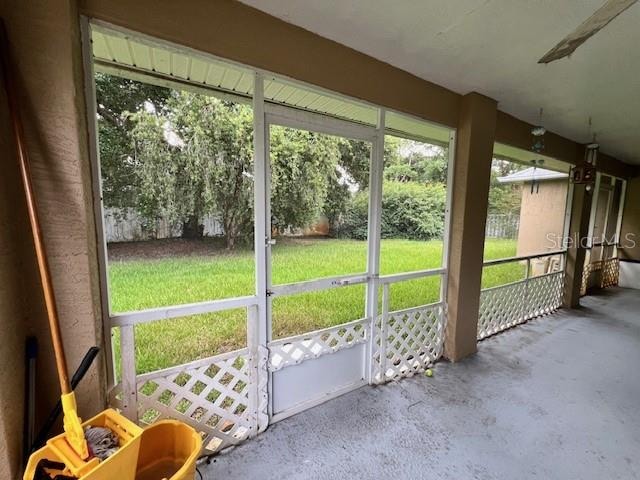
(24, 409, 143, 480)
(135, 420, 202, 480)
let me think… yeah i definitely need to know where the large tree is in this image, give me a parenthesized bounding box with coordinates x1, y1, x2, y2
(323, 138, 371, 233)
(127, 90, 363, 248)
(98, 73, 451, 248)
(269, 126, 342, 234)
(95, 73, 170, 209)
(129, 92, 255, 247)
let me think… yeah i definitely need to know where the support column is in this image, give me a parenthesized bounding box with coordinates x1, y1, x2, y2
(445, 92, 497, 362)
(563, 182, 592, 308)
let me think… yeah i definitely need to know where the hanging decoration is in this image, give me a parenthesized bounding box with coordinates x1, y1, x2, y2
(570, 118, 597, 191)
(530, 108, 546, 194)
(530, 158, 545, 194)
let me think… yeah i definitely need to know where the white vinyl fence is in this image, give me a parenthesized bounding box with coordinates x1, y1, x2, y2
(104, 208, 224, 242)
(485, 213, 520, 239)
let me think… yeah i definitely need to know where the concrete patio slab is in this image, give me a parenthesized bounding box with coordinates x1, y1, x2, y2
(204, 287, 640, 480)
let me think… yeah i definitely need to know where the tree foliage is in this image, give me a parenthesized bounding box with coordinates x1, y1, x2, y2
(384, 139, 448, 184)
(270, 127, 341, 234)
(488, 158, 523, 215)
(96, 73, 451, 248)
(335, 139, 449, 241)
(95, 73, 170, 209)
(100, 75, 371, 248)
(336, 181, 446, 241)
(129, 92, 255, 246)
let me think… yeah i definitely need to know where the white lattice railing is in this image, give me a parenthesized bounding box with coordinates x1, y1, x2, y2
(525, 271, 564, 318)
(478, 281, 526, 338)
(580, 261, 594, 296)
(370, 269, 447, 383)
(478, 251, 566, 340)
(601, 257, 620, 288)
(109, 347, 268, 454)
(106, 256, 566, 453)
(580, 244, 620, 295)
(268, 318, 369, 372)
(373, 300, 445, 383)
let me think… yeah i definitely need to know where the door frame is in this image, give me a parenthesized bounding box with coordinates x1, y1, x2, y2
(255, 73, 456, 420)
(259, 80, 380, 420)
(584, 172, 627, 291)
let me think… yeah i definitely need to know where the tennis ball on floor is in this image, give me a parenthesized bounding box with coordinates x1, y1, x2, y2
(425, 369, 433, 377)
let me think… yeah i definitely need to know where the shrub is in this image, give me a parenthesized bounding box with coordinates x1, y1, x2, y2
(336, 181, 446, 240)
(334, 191, 369, 240)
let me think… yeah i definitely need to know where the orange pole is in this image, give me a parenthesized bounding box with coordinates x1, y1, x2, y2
(0, 19, 71, 395)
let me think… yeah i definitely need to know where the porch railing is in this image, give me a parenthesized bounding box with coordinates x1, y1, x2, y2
(108, 266, 449, 454)
(581, 241, 620, 296)
(109, 251, 572, 455)
(109, 300, 268, 455)
(478, 250, 566, 340)
(373, 267, 446, 383)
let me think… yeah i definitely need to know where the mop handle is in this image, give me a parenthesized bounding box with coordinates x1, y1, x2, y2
(0, 19, 71, 395)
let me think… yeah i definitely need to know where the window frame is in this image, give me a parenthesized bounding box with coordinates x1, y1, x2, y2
(80, 18, 456, 393)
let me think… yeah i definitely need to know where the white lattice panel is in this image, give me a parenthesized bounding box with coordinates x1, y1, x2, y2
(478, 272, 564, 340)
(374, 303, 445, 383)
(268, 318, 368, 372)
(109, 348, 262, 454)
(580, 262, 591, 296)
(525, 272, 564, 318)
(478, 281, 526, 340)
(601, 257, 619, 288)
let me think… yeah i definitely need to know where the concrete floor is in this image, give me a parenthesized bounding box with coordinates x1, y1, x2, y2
(204, 288, 640, 480)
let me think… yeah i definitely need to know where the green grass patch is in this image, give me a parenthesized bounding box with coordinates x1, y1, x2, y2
(481, 238, 526, 289)
(109, 238, 519, 375)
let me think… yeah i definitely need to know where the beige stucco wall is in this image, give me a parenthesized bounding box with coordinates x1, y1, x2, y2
(0, 2, 106, 477)
(516, 179, 568, 257)
(619, 177, 640, 262)
(0, 264, 26, 477)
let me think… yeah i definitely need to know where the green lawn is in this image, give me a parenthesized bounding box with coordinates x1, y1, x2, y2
(109, 238, 520, 375)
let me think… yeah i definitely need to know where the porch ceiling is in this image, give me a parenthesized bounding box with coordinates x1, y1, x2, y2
(91, 24, 451, 145)
(240, 1, 640, 165)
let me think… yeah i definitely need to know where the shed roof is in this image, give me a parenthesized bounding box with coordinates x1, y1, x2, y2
(497, 167, 568, 184)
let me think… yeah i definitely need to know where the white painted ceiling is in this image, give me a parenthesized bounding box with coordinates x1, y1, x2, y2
(240, 0, 640, 165)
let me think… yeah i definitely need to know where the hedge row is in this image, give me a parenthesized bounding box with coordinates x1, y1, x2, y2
(335, 181, 446, 240)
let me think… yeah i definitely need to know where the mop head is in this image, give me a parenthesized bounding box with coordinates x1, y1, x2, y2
(84, 426, 119, 461)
